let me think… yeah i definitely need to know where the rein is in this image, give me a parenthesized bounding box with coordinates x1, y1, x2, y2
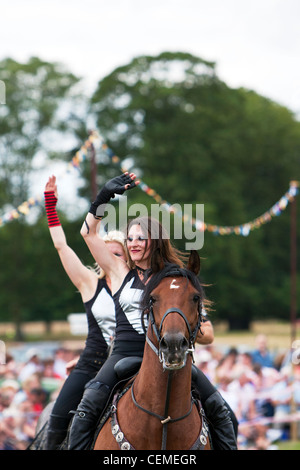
(110, 380, 209, 451)
(109, 287, 209, 450)
(136, 289, 203, 450)
(131, 370, 195, 450)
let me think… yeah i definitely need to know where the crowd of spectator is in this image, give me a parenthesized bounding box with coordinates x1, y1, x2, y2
(0, 346, 77, 450)
(194, 334, 300, 449)
(0, 334, 299, 450)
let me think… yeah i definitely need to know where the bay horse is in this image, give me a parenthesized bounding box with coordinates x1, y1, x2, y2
(93, 250, 211, 450)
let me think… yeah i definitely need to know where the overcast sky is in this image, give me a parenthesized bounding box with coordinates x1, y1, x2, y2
(1, 0, 300, 116)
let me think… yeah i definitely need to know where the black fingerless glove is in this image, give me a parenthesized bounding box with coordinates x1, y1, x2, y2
(89, 173, 136, 219)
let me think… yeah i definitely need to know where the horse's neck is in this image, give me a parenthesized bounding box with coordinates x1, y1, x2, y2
(134, 336, 192, 418)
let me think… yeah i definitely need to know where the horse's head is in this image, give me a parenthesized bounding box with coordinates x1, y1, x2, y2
(142, 250, 204, 370)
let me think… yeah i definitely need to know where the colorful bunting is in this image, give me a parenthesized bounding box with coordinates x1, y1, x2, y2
(97, 137, 299, 237)
(203, 181, 299, 236)
(0, 131, 99, 227)
(0, 130, 298, 236)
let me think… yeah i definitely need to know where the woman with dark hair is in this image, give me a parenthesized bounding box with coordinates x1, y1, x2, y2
(67, 172, 237, 450)
(67, 173, 190, 449)
(125, 216, 186, 268)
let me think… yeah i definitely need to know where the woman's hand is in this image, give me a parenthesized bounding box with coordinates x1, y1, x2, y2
(45, 175, 58, 198)
(89, 172, 139, 219)
(104, 172, 139, 197)
(196, 320, 214, 345)
(66, 357, 79, 376)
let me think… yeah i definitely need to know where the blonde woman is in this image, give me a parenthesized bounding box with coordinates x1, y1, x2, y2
(43, 176, 127, 450)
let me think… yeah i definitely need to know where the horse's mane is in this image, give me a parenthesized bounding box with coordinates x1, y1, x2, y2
(141, 263, 204, 313)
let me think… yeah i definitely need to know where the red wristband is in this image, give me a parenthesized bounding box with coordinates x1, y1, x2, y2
(44, 191, 61, 227)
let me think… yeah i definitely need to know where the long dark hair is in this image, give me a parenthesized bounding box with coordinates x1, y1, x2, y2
(125, 216, 188, 270)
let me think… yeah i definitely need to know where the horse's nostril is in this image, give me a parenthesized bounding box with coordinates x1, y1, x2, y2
(159, 333, 190, 370)
(160, 333, 188, 353)
(160, 337, 168, 351)
(180, 336, 189, 350)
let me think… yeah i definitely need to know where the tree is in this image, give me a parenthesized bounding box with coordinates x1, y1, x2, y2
(1, 53, 299, 331)
(90, 52, 300, 329)
(0, 216, 94, 332)
(0, 57, 87, 337)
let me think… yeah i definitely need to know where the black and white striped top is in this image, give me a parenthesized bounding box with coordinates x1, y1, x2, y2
(84, 279, 115, 352)
(113, 269, 146, 343)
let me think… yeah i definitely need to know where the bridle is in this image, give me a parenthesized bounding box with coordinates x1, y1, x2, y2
(135, 271, 204, 450)
(143, 272, 203, 365)
(147, 304, 203, 364)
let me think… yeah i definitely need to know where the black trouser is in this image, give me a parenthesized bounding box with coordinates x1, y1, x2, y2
(67, 341, 145, 450)
(87, 340, 145, 392)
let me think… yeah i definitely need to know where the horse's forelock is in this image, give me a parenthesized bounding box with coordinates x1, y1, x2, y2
(141, 264, 202, 313)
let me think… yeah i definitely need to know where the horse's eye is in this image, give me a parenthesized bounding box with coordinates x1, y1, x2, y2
(193, 294, 200, 303)
(150, 296, 156, 304)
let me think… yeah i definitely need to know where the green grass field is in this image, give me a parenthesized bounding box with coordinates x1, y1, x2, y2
(277, 440, 300, 450)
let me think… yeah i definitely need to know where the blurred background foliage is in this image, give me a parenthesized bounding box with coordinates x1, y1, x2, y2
(0, 51, 299, 335)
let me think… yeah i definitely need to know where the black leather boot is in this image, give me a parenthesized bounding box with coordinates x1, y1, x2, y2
(45, 414, 69, 450)
(67, 381, 110, 450)
(45, 429, 68, 450)
(203, 391, 237, 450)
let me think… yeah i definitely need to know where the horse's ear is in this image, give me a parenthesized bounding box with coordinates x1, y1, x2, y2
(187, 250, 200, 275)
(151, 248, 165, 273)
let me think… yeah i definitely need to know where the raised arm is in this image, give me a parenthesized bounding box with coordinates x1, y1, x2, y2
(80, 172, 139, 293)
(45, 176, 97, 302)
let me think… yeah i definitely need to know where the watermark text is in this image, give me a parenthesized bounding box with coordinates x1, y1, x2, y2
(98, 197, 204, 250)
